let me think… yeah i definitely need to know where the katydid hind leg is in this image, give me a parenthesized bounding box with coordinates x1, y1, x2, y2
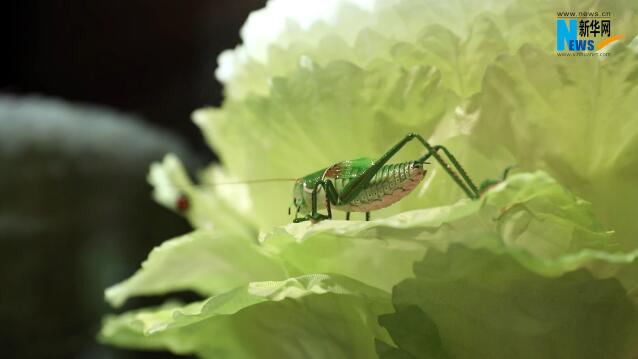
(418, 144, 478, 199)
(502, 164, 517, 180)
(340, 133, 479, 203)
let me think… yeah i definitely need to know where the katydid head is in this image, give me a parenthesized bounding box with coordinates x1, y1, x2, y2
(292, 178, 309, 215)
(292, 170, 325, 216)
(292, 177, 314, 214)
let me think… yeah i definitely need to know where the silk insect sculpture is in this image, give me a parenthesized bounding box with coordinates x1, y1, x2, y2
(290, 133, 511, 223)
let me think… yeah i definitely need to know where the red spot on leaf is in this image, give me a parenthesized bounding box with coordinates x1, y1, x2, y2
(176, 195, 190, 212)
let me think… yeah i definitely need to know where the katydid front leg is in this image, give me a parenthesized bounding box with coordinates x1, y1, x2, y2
(293, 180, 338, 223)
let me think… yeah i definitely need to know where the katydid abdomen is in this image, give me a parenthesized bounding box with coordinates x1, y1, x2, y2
(294, 157, 425, 214)
(332, 160, 425, 212)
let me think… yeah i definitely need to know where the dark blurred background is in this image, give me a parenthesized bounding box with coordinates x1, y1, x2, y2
(4, 0, 266, 154)
(1, 1, 265, 358)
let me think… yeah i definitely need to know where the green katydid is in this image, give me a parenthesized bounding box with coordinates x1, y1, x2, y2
(183, 133, 512, 223)
(289, 133, 512, 223)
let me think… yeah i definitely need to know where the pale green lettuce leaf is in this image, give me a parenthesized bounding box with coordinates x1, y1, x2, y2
(253, 171, 617, 293)
(375, 306, 447, 359)
(105, 230, 286, 308)
(218, 0, 638, 102)
(101, 274, 393, 359)
(113, 171, 621, 306)
(104, 170, 638, 358)
(262, 225, 428, 293)
(271, 171, 614, 258)
(217, 0, 516, 99)
(390, 18, 508, 99)
(380, 245, 638, 359)
(466, 43, 638, 247)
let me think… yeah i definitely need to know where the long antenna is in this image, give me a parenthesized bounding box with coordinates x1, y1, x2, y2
(201, 178, 297, 186)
